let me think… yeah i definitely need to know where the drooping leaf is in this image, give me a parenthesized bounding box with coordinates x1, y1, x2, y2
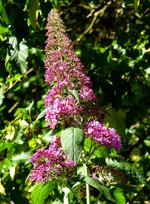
(31, 180, 57, 204)
(113, 188, 126, 204)
(85, 177, 116, 203)
(6, 37, 28, 74)
(105, 157, 146, 184)
(61, 127, 83, 163)
(18, 40, 28, 74)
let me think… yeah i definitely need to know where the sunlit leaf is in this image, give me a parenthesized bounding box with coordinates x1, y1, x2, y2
(9, 165, 16, 181)
(113, 187, 126, 204)
(61, 127, 83, 163)
(31, 180, 57, 204)
(0, 179, 6, 195)
(0, 86, 4, 106)
(130, 147, 140, 162)
(144, 139, 150, 147)
(134, 0, 140, 17)
(35, 108, 46, 122)
(0, 0, 9, 24)
(6, 37, 28, 74)
(12, 152, 31, 164)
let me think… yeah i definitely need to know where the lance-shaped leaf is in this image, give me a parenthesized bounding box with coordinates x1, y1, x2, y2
(61, 127, 83, 163)
(35, 108, 46, 122)
(86, 177, 116, 203)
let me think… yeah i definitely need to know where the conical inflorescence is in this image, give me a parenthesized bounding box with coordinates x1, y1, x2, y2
(30, 9, 122, 184)
(44, 9, 99, 130)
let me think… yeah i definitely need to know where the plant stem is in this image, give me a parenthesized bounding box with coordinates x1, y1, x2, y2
(83, 163, 90, 204)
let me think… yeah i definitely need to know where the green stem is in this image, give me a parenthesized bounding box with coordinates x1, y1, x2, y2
(83, 163, 90, 204)
(96, 192, 102, 203)
(64, 182, 84, 204)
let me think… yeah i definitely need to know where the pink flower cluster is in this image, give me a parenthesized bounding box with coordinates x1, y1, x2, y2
(44, 9, 98, 129)
(79, 86, 97, 103)
(91, 165, 126, 185)
(45, 97, 83, 129)
(84, 120, 122, 152)
(30, 136, 76, 183)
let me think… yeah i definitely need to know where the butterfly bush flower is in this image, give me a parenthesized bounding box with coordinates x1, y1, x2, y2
(84, 120, 122, 152)
(91, 165, 126, 186)
(30, 136, 76, 183)
(30, 9, 123, 184)
(44, 9, 98, 129)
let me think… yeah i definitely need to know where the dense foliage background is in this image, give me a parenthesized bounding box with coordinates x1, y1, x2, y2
(0, 0, 150, 203)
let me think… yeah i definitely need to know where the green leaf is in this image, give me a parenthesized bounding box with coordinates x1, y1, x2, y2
(111, 183, 138, 193)
(61, 127, 83, 163)
(18, 40, 28, 74)
(105, 157, 146, 184)
(31, 180, 57, 204)
(145, 67, 150, 75)
(26, 101, 34, 112)
(69, 182, 84, 202)
(0, 86, 4, 106)
(0, 24, 10, 35)
(28, 0, 39, 28)
(68, 89, 80, 105)
(12, 152, 31, 164)
(0, 0, 9, 24)
(50, 0, 58, 7)
(0, 143, 12, 152)
(7, 37, 28, 74)
(104, 108, 126, 137)
(85, 177, 116, 203)
(113, 188, 126, 204)
(35, 108, 46, 122)
(144, 139, 150, 147)
(134, 0, 140, 17)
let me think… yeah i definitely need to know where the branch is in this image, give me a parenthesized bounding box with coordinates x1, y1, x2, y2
(4, 68, 34, 94)
(75, 1, 111, 43)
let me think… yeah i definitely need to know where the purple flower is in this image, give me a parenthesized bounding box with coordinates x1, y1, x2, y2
(84, 120, 122, 152)
(45, 97, 83, 129)
(30, 136, 77, 183)
(79, 85, 97, 103)
(44, 9, 99, 128)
